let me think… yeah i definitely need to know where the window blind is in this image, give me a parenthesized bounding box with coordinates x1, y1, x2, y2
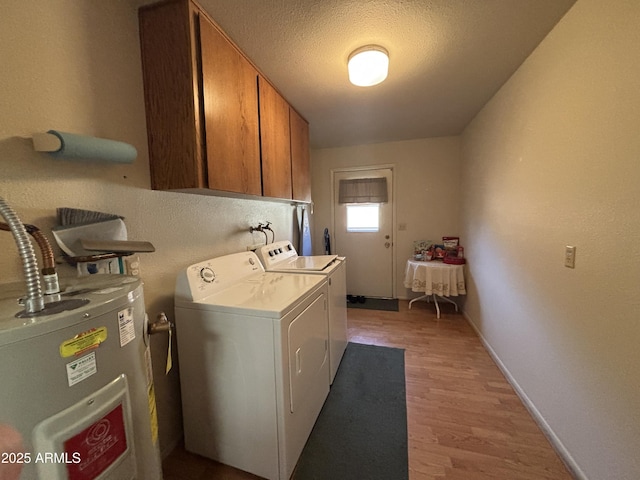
(338, 177, 388, 204)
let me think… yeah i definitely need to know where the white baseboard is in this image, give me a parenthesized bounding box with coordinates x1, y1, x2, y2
(461, 309, 588, 480)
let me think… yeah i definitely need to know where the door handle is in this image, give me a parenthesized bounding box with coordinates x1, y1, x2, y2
(385, 242, 391, 248)
(295, 348, 302, 375)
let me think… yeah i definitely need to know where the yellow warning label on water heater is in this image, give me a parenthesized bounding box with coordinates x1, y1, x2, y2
(60, 327, 108, 358)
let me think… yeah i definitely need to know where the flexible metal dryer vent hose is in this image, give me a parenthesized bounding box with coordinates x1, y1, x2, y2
(0, 197, 45, 313)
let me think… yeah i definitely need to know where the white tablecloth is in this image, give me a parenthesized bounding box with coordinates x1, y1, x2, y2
(403, 260, 466, 297)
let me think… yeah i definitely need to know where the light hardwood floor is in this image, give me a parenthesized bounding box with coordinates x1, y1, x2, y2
(162, 300, 573, 480)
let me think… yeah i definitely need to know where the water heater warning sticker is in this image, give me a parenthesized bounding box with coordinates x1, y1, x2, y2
(64, 404, 128, 480)
(60, 327, 107, 358)
(66, 352, 97, 387)
(118, 307, 135, 347)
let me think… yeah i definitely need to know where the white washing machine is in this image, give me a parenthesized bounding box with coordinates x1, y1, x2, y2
(0, 274, 162, 480)
(174, 251, 330, 480)
(255, 240, 347, 384)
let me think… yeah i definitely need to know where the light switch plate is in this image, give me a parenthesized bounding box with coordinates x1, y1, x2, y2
(564, 246, 576, 268)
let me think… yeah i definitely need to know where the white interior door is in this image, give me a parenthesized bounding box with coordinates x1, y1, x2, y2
(333, 167, 393, 298)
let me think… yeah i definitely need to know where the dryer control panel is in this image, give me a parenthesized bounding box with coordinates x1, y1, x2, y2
(256, 240, 297, 268)
(175, 251, 264, 302)
(256, 240, 339, 272)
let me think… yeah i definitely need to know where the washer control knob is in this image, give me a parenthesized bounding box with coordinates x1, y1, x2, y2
(249, 258, 255, 265)
(200, 267, 215, 283)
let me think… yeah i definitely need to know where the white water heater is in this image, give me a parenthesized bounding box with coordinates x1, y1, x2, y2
(0, 274, 162, 480)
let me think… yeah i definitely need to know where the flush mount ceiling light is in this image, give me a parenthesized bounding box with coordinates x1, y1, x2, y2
(348, 45, 389, 87)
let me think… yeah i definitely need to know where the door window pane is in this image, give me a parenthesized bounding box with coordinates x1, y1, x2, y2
(346, 205, 379, 232)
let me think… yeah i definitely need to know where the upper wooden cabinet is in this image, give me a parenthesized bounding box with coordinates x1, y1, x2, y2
(259, 76, 292, 200)
(138, 0, 311, 202)
(199, 15, 261, 196)
(139, 0, 204, 190)
(290, 108, 311, 202)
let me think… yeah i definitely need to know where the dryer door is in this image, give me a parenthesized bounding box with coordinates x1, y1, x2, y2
(280, 290, 330, 480)
(288, 293, 329, 413)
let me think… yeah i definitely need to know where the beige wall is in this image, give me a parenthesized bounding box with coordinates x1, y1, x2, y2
(0, 0, 297, 456)
(460, 0, 640, 478)
(310, 137, 462, 299)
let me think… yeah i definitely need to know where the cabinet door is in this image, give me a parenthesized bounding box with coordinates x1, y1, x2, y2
(139, 0, 204, 190)
(289, 108, 311, 203)
(199, 15, 261, 196)
(258, 76, 292, 199)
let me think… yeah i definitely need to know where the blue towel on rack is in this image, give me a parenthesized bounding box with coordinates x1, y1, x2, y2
(301, 207, 312, 256)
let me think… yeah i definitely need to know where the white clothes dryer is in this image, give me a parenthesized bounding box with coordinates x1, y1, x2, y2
(255, 240, 348, 384)
(174, 251, 330, 480)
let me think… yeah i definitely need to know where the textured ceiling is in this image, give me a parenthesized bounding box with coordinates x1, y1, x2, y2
(138, 0, 578, 149)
